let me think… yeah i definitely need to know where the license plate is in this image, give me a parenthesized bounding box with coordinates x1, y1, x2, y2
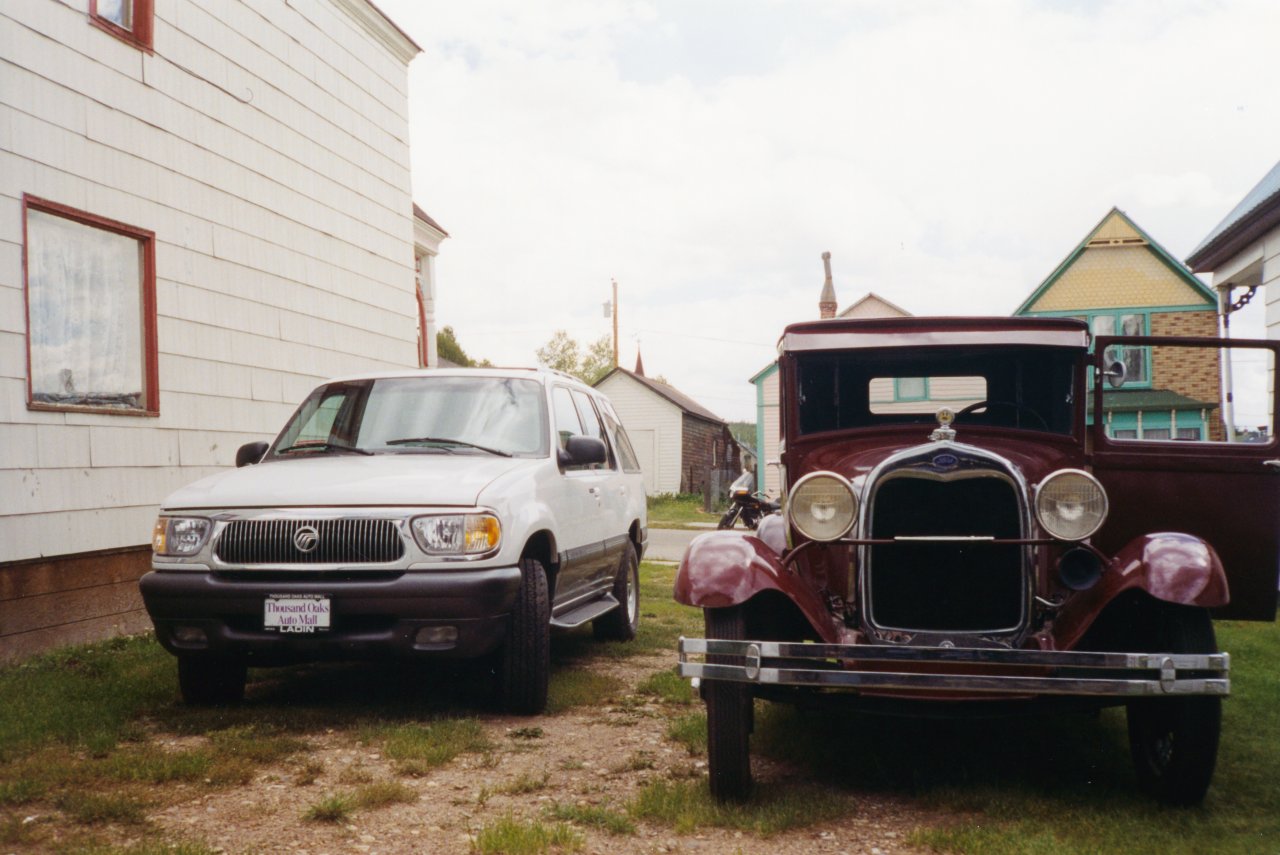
(264, 594, 331, 633)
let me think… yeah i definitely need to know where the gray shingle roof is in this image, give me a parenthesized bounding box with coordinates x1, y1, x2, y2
(1187, 160, 1280, 270)
(595, 368, 726, 425)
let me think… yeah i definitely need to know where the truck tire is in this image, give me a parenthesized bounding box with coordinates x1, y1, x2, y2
(705, 606, 752, 801)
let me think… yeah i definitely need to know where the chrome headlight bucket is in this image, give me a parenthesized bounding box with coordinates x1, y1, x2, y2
(410, 513, 502, 557)
(787, 471, 858, 542)
(152, 516, 213, 556)
(1035, 469, 1108, 540)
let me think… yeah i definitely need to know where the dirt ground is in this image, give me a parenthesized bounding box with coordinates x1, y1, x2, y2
(111, 649, 933, 855)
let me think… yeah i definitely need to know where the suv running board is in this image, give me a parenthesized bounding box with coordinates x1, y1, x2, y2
(551, 595, 620, 629)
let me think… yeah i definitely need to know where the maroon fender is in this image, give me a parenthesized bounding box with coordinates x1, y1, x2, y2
(1055, 532, 1228, 649)
(674, 531, 839, 643)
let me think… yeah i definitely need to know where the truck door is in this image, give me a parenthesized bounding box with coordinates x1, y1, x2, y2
(1091, 335, 1280, 620)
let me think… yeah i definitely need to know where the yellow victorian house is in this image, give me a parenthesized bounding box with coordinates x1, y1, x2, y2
(1016, 208, 1223, 441)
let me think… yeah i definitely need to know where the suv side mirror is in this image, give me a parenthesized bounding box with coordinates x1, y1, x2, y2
(559, 436, 607, 468)
(1103, 360, 1126, 389)
(236, 441, 270, 468)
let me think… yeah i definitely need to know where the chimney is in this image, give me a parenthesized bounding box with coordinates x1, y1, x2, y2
(819, 251, 837, 319)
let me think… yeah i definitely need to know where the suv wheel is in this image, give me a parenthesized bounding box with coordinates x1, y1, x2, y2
(705, 606, 753, 802)
(593, 542, 639, 641)
(178, 655, 247, 705)
(1126, 604, 1221, 805)
(499, 557, 550, 715)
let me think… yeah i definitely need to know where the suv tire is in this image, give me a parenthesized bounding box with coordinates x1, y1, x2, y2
(594, 542, 639, 641)
(499, 557, 550, 715)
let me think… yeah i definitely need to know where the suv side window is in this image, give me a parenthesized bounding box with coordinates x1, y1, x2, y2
(571, 390, 615, 469)
(599, 399, 642, 473)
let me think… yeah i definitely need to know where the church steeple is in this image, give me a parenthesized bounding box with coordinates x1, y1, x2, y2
(819, 251, 837, 318)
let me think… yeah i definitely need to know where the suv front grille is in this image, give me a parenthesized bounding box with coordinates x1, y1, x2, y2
(215, 519, 404, 565)
(867, 475, 1024, 633)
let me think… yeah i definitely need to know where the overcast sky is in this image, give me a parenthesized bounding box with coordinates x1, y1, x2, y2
(376, 0, 1279, 422)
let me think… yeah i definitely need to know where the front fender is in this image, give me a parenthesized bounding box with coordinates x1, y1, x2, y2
(1056, 532, 1228, 648)
(674, 531, 838, 642)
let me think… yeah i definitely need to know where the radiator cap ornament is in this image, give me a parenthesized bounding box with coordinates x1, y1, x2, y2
(930, 407, 957, 442)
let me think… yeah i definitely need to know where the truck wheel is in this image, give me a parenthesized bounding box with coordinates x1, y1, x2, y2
(594, 542, 639, 641)
(499, 557, 550, 715)
(705, 606, 752, 801)
(177, 655, 246, 705)
(1126, 605, 1221, 805)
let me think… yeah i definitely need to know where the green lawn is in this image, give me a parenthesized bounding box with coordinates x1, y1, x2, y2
(646, 492, 723, 528)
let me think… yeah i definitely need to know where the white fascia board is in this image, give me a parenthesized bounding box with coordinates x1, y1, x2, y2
(330, 0, 421, 65)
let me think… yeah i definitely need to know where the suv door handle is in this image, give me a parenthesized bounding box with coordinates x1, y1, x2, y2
(588, 486, 601, 494)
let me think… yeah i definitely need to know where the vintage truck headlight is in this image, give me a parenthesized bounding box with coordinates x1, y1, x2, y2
(152, 517, 212, 556)
(1036, 469, 1108, 540)
(787, 471, 858, 541)
(411, 514, 501, 556)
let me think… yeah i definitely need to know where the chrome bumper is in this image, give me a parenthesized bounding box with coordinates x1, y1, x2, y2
(677, 638, 1230, 697)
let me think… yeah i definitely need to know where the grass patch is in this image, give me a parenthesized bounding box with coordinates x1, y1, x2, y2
(367, 718, 493, 776)
(303, 792, 354, 823)
(646, 493, 721, 528)
(611, 750, 657, 773)
(471, 815, 584, 854)
(62, 842, 222, 855)
(507, 727, 544, 740)
(55, 790, 149, 825)
(665, 711, 707, 755)
(546, 802, 636, 835)
(630, 779, 848, 836)
(353, 780, 418, 809)
(545, 670, 625, 714)
(636, 668, 697, 705)
(99, 745, 213, 784)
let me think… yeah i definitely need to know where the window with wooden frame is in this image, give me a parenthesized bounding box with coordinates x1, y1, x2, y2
(23, 195, 159, 415)
(90, 0, 154, 51)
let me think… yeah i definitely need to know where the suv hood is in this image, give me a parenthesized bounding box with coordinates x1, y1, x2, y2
(161, 454, 541, 510)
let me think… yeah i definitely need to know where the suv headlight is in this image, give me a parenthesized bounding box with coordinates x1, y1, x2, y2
(1036, 469, 1108, 540)
(787, 472, 858, 542)
(152, 517, 212, 556)
(411, 514, 501, 556)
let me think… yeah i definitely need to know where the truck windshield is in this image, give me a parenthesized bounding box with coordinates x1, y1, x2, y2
(271, 376, 549, 458)
(794, 347, 1077, 436)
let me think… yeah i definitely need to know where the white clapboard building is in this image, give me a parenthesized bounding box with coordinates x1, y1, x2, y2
(0, 0, 427, 659)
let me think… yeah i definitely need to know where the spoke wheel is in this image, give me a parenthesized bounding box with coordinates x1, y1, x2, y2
(177, 655, 246, 706)
(499, 557, 550, 715)
(1126, 605, 1221, 805)
(705, 606, 752, 801)
(594, 542, 639, 641)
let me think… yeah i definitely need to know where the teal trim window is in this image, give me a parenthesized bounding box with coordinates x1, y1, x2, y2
(895, 377, 929, 401)
(1093, 313, 1150, 387)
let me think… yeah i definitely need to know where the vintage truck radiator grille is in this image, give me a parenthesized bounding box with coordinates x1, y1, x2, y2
(867, 475, 1024, 633)
(215, 519, 404, 565)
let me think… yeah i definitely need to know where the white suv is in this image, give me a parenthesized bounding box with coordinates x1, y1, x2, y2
(141, 368, 647, 714)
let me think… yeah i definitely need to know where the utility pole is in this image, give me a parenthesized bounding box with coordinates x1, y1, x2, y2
(610, 279, 619, 366)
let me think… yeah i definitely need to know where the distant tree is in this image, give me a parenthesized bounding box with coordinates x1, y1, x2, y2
(537, 330, 614, 384)
(728, 421, 756, 447)
(437, 326, 489, 367)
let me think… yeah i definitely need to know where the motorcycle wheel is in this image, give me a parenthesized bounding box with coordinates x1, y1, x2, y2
(717, 507, 740, 530)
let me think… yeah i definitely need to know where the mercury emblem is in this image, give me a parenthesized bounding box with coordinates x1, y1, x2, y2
(293, 525, 320, 553)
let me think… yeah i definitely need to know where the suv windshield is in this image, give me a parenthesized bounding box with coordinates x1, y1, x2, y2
(795, 346, 1077, 436)
(271, 376, 549, 458)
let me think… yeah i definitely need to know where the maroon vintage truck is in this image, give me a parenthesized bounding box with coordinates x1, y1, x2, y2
(676, 316, 1279, 805)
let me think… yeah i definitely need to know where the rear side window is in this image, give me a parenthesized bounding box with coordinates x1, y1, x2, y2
(599, 399, 642, 473)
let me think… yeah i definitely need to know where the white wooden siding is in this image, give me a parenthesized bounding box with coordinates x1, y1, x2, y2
(0, 0, 419, 563)
(595, 374, 684, 495)
(760, 369, 781, 498)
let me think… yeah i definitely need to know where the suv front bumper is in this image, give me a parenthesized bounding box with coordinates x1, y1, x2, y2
(678, 638, 1229, 697)
(141, 566, 522, 664)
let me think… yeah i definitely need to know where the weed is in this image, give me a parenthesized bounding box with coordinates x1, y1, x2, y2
(352, 780, 418, 810)
(630, 779, 848, 836)
(303, 792, 354, 823)
(499, 770, 551, 795)
(611, 750, 657, 774)
(369, 718, 493, 776)
(294, 759, 325, 786)
(545, 671, 624, 714)
(546, 802, 636, 835)
(636, 669, 697, 705)
(665, 712, 707, 755)
(471, 814, 583, 854)
(338, 764, 374, 785)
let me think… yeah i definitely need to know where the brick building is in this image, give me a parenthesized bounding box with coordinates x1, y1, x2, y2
(1016, 208, 1223, 441)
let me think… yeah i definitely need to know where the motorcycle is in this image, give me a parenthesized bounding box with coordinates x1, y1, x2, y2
(717, 471, 780, 530)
